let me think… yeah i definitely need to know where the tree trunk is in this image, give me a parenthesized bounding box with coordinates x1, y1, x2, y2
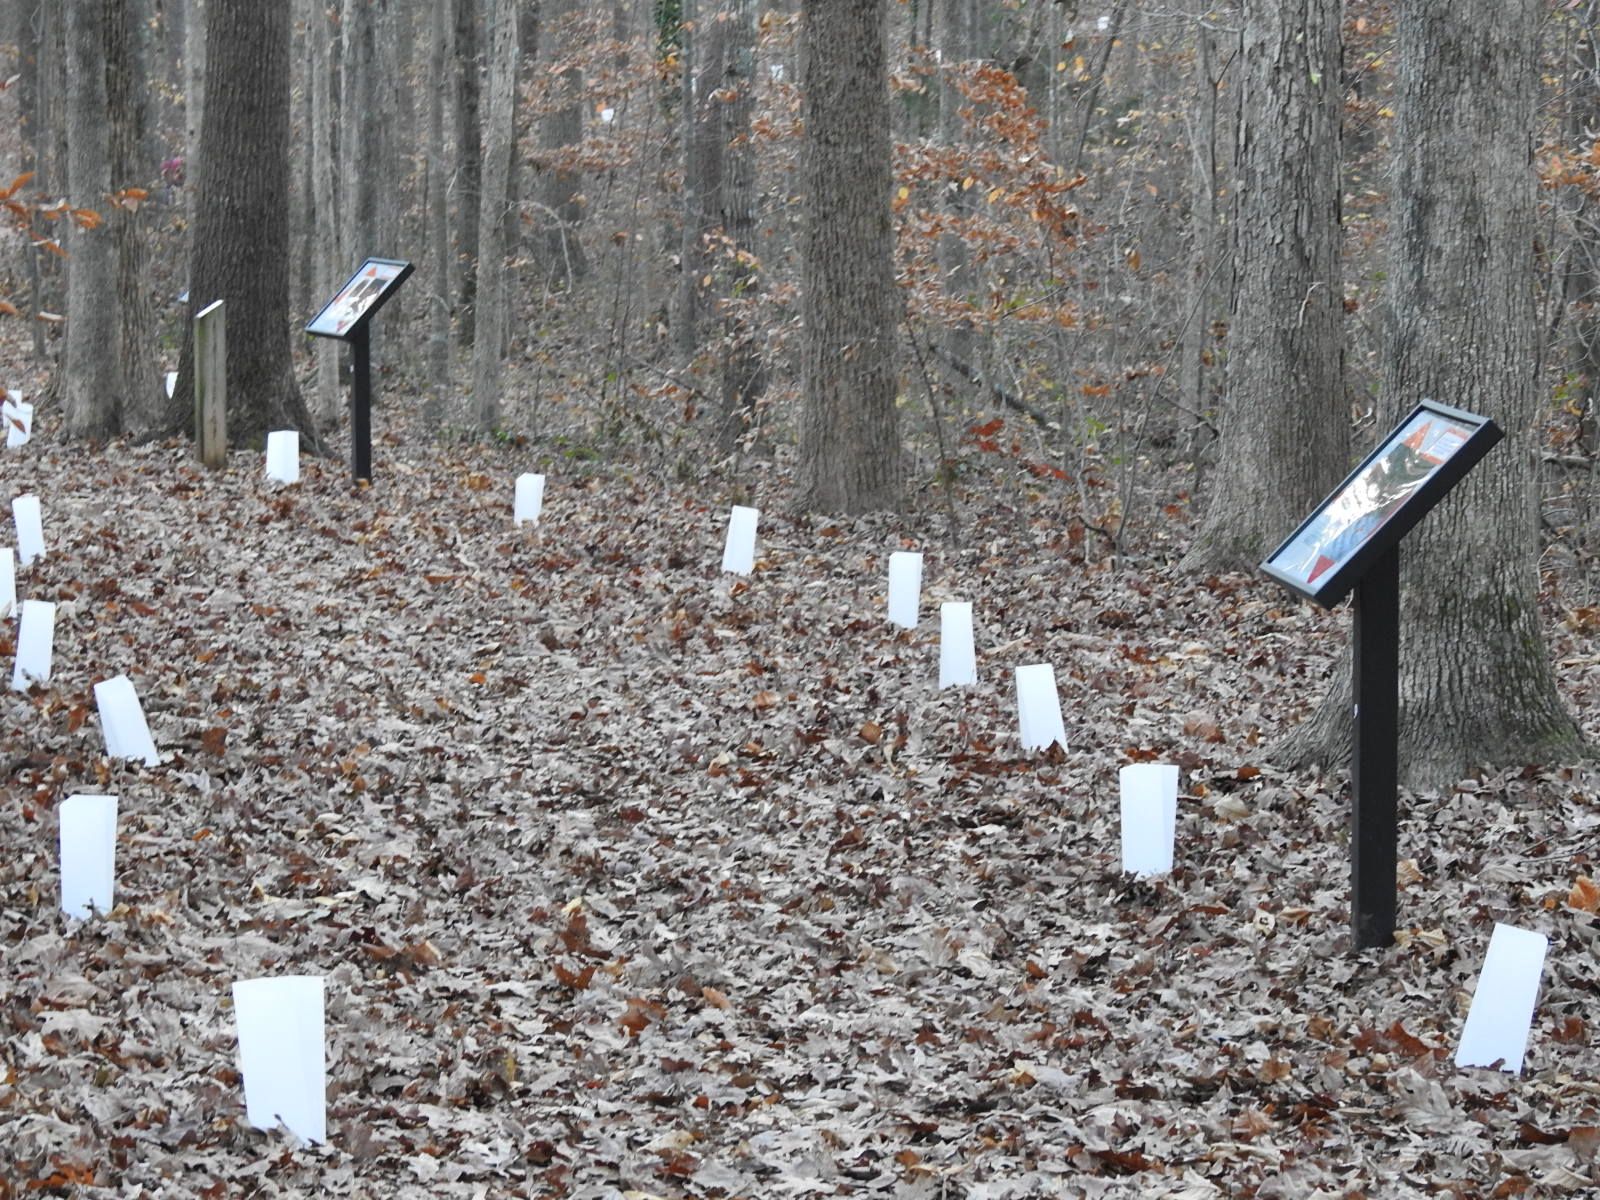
(536, 0, 588, 290)
(340, 0, 377, 269)
(675, 0, 726, 364)
(176, 0, 313, 447)
(936, 0, 975, 371)
(184, 0, 204, 226)
(716, 0, 767, 453)
(425, 0, 454, 416)
(1177, 3, 1227, 450)
(1275, 0, 1586, 787)
(795, 0, 902, 513)
(454, 0, 482, 343)
(1179, 0, 1345, 573)
(471, 0, 520, 432)
(107, 0, 162, 433)
(309, 0, 342, 429)
(16, 0, 47, 357)
(63, 2, 119, 439)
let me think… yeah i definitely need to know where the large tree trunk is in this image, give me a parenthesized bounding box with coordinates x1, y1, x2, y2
(1179, 0, 1345, 573)
(1275, 0, 1585, 787)
(107, 0, 162, 433)
(470, 0, 520, 432)
(63, 2, 119, 439)
(795, 0, 901, 513)
(175, 0, 313, 447)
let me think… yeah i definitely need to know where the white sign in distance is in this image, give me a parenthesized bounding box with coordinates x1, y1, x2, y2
(939, 602, 976, 687)
(265, 431, 300, 484)
(722, 505, 759, 575)
(514, 473, 545, 526)
(94, 675, 160, 767)
(1119, 763, 1180, 877)
(1015, 663, 1068, 752)
(13, 493, 44, 564)
(887, 551, 923, 629)
(60, 794, 119, 919)
(233, 975, 327, 1144)
(11, 598, 55, 691)
(1455, 923, 1548, 1074)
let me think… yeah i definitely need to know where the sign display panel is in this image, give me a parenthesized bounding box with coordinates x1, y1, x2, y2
(306, 258, 413, 340)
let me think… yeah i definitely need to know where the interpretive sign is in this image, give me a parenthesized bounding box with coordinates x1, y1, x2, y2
(306, 257, 414, 482)
(1262, 401, 1502, 607)
(1260, 400, 1502, 950)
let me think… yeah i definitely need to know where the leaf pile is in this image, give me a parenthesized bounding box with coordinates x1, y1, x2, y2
(2, 426, 1600, 1199)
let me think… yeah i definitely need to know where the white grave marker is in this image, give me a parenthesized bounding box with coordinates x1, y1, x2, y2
(265, 431, 300, 484)
(722, 505, 759, 575)
(1119, 763, 1180, 877)
(939, 602, 977, 687)
(164, 371, 178, 399)
(60, 794, 118, 919)
(1015, 663, 1067, 752)
(4, 395, 33, 448)
(514, 472, 545, 526)
(1455, 923, 1548, 1074)
(887, 551, 923, 629)
(233, 975, 327, 1144)
(13, 493, 43, 564)
(0, 547, 14, 619)
(11, 599, 55, 691)
(94, 675, 160, 766)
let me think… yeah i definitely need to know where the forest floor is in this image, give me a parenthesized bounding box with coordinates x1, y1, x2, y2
(4, 389, 1600, 1200)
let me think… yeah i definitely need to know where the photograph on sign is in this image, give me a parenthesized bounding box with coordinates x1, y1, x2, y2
(1261, 401, 1502, 606)
(305, 258, 412, 339)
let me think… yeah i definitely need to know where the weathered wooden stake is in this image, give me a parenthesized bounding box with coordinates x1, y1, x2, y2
(194, 299, 227, 469)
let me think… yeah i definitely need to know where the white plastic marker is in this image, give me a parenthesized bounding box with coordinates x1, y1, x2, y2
(722, 505, 759, 575)
(265, 431, 300, 484)
(1014, 663, 1067, 751)
(94, 675, 160, 766)
(233, 975, 327, 1143)
(939, 602, 976, 687)
(164, 371, 178, 399)
(13, 494, 43, 564)
(1456, 923, 1549, 1074)
(60, 794, 118, 919)
(514, 472, 545, 526)
(1119, 763, 1180, 877)
(0, 546, 14, 619)
(887, 551, 923, 629)
(4, 396, 33, 448)
(11, 599, 55, 691)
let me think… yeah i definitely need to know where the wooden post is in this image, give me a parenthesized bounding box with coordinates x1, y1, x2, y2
(194, 299, 227, 469)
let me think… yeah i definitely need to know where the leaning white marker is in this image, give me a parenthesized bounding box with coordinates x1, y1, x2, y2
(94, 675, 160, 767)
(164, 371, 178, 399)
(233, 975, 327, 1144)
(0, 547, 15, 619)
(1015, 663, 1067, 751)
(265, 431, 300, 484)
(1120, 763, 1180, 877)
(722, 505, 759, 575)
(11, 599, 55, 691)
(514, 472, 545, 526)
(4, 397, 33, 448)
(1456, 923, 1548, 1074)
(887, 551, 923, 629)
(13, 494, 43, 564)
(60, 794, 118, 919)
(939, 602, 976, 687)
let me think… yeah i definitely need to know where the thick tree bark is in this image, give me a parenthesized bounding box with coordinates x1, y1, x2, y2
(1275, 0, 1586, 787)
(471, 0, 520, 432)
(63, 2, 118, 438)
(1179, 0, 1345, 572)
(795, 0, 902, 513)
(107, 0, 162, 433)
(175, 0, 313, 447)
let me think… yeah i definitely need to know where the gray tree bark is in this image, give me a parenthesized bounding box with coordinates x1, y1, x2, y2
(715, 0, 767, 452)
(1179, 0, 1346, 572)
(426, 0, 455, 416)
(454, 0, 482, 342)
(795, 0, 902, 513)
(1276, 0, 1586, 787)
(674, 0, 726, 365)
(471, 0, 521, 432)
(308, 0, 342, 429)
(183, 0, 204, 225)
(536, 0, 588, 290)
(63, 1, 118, 438)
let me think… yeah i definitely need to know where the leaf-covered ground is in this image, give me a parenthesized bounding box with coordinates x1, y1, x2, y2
(3, 413, 1600, 1200)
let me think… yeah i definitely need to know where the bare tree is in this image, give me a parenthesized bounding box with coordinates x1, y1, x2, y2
(471, 0, 521, 432)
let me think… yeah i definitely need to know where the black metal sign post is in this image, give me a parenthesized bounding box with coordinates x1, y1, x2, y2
(305, 257, 414, 483)
(1260, 400, 1503, 950)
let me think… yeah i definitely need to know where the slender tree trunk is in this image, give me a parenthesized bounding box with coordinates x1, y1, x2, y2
(176, 0, 313, 446)
(426, 0, 454, 416)
(676, 0, 726, 365)
(455, 0, 482, 343)
(716, 0, 766, 452)
(340, 0, 377, 267)
(1276, 0, 1585, 786)
(63, 2, 119, 438)
(16, 1, 46, 357)
(184, 0, 204, 226)
(1179, 0, 1345, 572)
(107, 0, 162, 432)
(936, 0, 974, 370)
(796, 0, 902, 513)
(536, 0, 588, 290)
(471, 0, 520, 432)
(1178, 3, 1225, 448)
(309, 0, 342, 429)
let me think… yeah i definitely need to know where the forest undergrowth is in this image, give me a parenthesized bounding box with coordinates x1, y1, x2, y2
(3, 382, 1600, 1200)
